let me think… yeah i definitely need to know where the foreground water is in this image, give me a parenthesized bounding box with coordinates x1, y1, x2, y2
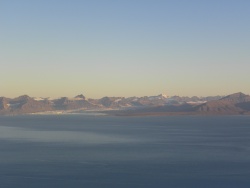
(0, 115, 250, 188)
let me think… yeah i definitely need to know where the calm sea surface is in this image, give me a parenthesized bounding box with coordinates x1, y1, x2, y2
(0, 115, 250, 188)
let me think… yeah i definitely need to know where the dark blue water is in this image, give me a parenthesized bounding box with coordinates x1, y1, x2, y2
(0, 115, 250, 188)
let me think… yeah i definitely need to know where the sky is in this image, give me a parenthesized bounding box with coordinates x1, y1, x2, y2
(1, 0, 250, 98)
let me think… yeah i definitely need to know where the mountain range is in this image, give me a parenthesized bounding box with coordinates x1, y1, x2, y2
(0, 92, 249, 116)
(113, 92, 250, 116)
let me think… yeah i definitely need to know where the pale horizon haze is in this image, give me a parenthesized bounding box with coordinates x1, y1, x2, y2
(1, 0, 250, 98)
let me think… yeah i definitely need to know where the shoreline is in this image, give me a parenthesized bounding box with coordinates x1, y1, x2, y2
(1, 110, 250, 117)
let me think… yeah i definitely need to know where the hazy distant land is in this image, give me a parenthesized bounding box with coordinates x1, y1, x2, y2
(1, 92, 250, 116)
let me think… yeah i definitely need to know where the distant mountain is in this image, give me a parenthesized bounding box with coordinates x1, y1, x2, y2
(112, 92, 250, 116)
(220, 92, 250, 103)
(0, 92, 249, 116)
(195, 92, 250, 114)
(74, 94, 86, 100)
(53, 97, 97, 110)
(0, 95, 52, 115)
(0, 97, 9, 110)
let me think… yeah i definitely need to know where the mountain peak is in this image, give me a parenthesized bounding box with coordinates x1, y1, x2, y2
(222, 92, 247, 99)
(218, 92, 250, 104)
(14, 95, 32, 102)
(158, 93, 168, 98)
(74, 94, 85, 100)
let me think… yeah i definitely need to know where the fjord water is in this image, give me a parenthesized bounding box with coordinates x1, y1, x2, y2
(0, 115, 250, 188)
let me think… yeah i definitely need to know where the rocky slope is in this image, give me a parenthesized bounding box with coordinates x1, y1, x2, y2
(195, 92, 250, 114)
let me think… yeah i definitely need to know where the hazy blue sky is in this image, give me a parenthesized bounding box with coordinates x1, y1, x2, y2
(1, 0, 249, 98)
